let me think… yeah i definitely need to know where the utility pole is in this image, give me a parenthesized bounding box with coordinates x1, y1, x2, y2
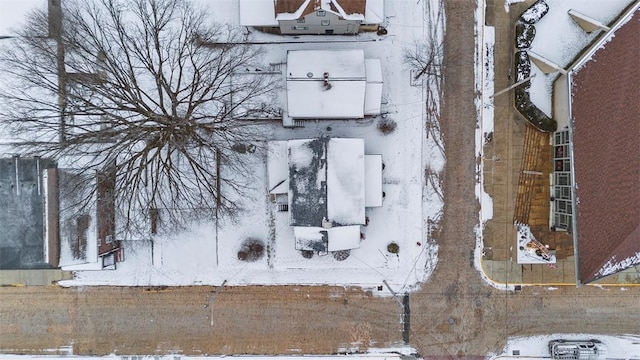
(49, 0, 67, 144)
(205, 280, 227, 326)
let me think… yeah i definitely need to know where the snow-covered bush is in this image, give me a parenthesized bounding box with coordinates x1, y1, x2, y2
(237, 238, 265, 262)
(377, 118, 397, 135)
(333, 250, 350, 261)
(519, 0, 549, 24)
(515, 87, 557, 132)
(515, 51, 532, 86)
(513, 51, 556, 132)
(515, 22, 536, 49)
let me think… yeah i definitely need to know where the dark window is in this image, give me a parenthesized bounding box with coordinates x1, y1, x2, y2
(317, 10, 326, 16)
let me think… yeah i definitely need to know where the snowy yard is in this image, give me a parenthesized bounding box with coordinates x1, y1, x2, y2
(59, 0, 445, 294)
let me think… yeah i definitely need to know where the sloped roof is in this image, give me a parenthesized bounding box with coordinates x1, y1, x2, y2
(275, 0, 365, 19)
(569, 6, 640, 284)
(286, 50, 382, 119)
(288, 138, 365, 227)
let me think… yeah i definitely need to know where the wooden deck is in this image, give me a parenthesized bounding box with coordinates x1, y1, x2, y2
(513, 125, 572, 259)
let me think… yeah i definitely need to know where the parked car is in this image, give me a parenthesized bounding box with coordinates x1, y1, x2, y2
(548, 339, 606, 360)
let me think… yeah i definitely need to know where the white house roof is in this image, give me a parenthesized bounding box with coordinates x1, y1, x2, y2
(326, 225, 361, 251)
(364, 155, 383, 207)
(287, 49, 366, 80)
(364, 0, 384, 24)
(238, 0, 279, 27)
(293, 225, 361, 252)
(287, 137, 367, 227)
(287, 80, 367, 119)
(326, 138, 365, 226)
(286, 50, 382, 119)
(267, 141, 289, 194)
(364, 58, 383, 115)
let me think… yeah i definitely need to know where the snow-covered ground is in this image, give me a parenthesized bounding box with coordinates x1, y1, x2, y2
(56, 0, 444, 294)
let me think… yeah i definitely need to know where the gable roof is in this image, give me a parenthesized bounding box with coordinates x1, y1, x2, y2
(568, 4, 640, 284)
(275, 0, 366, 20)
(288, 138, 365, 227)
(286, 49, 382, 119)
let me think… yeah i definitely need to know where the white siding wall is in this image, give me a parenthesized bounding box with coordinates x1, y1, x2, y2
(552, 74, 570, 130)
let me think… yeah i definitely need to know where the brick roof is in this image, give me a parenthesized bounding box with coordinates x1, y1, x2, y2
(571, 9, 640, 284)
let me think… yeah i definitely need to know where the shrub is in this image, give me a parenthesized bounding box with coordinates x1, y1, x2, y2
(231, 143, 247, 153)
(515, 51, 531, 86)
(387, 242, 400, 254)
(519, 0, 549, 24)
(514, 86, 557, 132)
(377, 118, 397, 135)
(333, 250, 350, 261)
(515, 22, 536, 49)
(237, 238, 265, 262)
(301, 250, 314, 259)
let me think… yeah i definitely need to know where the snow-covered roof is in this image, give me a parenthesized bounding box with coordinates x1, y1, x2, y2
(0, 0, 47, 37)
(326, 138, 365, 225)
(240, 0, 379, 27)
(293, 225, 361, 252)
(287, 137, 367, 227)
(364, 58, 383, 116)
(326, 225, 361, 251)
(288, 49, 366, 79)
(364, 0, 384, 24)
(364, 155, 382, 207)
(275, 0, 366, 21)
(286, 50, 382, 119)
(267, 141, 289, 194)
(238, 0, 279, 27)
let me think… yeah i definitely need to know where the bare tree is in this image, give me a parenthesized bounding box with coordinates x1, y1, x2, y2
(0, 0, 281, 236)
(403, 39, 444, 82)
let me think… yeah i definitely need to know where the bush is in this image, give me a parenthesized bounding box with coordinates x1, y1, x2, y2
(515, 22, 536, 49)
(301, 250, 314, 259)
(515, 51, 531, 86)
(377, 118, 397, 135)
(237, 238, 265, 262)
(514, 86, 557, 132)
(333, 250, 350, 261)
(387, 242, 400, 254)
(519, 0, 549, 24)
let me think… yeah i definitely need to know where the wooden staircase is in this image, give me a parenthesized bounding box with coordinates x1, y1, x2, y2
(513, 125, 550, 224)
